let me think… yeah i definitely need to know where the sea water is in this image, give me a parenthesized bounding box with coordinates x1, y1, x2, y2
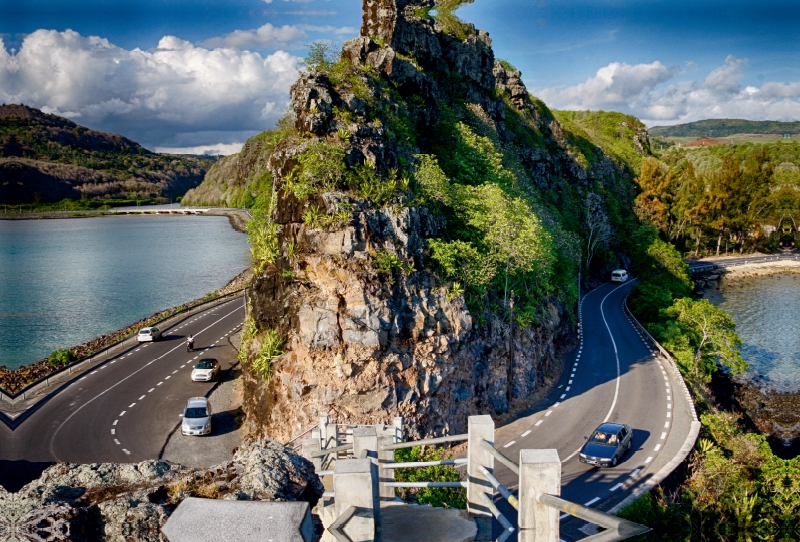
(0, 215, 250, 369)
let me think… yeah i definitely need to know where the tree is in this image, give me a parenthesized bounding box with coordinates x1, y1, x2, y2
(667, 298, 747, 380)
(583, 192, 613, 272)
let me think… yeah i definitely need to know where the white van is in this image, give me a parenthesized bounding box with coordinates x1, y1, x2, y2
(611, 269, 628, 283)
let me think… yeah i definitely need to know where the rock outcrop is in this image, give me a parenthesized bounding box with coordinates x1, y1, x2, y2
(0, 440, 323, 542)
(239, 0, 648, 441)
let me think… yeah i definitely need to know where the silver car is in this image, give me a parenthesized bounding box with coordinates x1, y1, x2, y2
(191, 359, 220, 382)
(182, 397, 212, 436)
(137, 326, 162, 342)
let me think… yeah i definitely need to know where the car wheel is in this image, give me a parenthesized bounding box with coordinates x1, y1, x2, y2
(611, 455, 618, 467)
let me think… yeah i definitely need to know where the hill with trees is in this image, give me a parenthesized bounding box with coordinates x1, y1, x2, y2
(0, 104, 215, 205)
(650, 118, 800, 138)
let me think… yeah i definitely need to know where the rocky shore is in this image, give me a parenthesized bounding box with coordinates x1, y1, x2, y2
(0, 439, 323, 542)
(0, 268, 252, 396)
(699, 261, 800, 449)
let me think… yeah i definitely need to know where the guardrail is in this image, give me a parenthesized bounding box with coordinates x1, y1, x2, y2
(0, 288, 246, 402)
(303, 415, 650, 542)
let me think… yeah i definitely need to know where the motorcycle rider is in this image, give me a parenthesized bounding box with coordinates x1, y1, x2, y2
(187, 334, 195, 351)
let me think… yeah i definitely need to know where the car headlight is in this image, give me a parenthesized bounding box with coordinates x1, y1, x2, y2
(579, 453, 587, 459)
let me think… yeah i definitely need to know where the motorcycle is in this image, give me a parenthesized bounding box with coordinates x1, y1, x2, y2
(187, 340, 195, 352)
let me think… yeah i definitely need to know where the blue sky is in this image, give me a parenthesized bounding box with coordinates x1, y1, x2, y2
(1, 0, 798, 153)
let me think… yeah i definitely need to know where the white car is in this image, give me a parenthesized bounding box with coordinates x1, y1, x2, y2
(137, 326, 162, 342)
(182, 397, 212, 436)
(191, 359, 220, 382)
(611, 269, 629, 283)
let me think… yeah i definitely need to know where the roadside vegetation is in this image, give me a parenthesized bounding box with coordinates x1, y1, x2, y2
(633, 142, 800, 256)
(619, 225, 800, 541)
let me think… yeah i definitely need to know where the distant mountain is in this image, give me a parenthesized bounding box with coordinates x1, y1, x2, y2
(649, 119, 800, 138)
(0, 104, 215, 204)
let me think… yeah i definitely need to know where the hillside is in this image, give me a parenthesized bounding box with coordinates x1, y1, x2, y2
(226, 0, 653, 441)
(650, 118, 800, 138)
(0, 104, 215, 204)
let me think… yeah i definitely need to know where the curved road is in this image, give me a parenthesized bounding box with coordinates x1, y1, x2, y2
(1, 298, 244, 467)
(1, 281, 693, 541)
(493, 280, 693, 540)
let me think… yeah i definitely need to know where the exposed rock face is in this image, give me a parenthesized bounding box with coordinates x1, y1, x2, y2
(0, 440, 323, 542)
(241, 0, 644, 441)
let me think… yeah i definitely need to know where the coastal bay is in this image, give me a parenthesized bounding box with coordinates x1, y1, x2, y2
(0, 215, 250, 370)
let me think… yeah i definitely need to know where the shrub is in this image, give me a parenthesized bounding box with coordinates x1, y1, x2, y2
(250, 328, 285, 382)
(48, 348, 73, 368)
(393, 446, 465, 509)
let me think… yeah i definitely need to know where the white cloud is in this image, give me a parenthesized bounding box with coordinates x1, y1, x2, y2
(0, 30, 301, 149)
(203, 23, 356, 50)
(535, 56, 800, 126)
(156, 142, 245, 156)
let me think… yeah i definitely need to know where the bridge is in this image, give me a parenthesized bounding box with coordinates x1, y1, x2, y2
(107, 203, 246, 215)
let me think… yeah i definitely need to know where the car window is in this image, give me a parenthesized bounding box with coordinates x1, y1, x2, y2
(621, 427, 629, 437)
(185, 407, 208, 418)
(152, 328, 158, 333)
(589, 431, 614, 445)
(196, 361, 214, 369)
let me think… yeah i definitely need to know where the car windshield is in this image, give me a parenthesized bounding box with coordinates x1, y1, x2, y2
(139, 330, 151, 334)
(196, 361, 214, 369)
(185, 407, 208, 418)
(589, 431, 618, 445)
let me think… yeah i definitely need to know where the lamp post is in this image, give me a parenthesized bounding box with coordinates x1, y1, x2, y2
(507, 290, 515, 405)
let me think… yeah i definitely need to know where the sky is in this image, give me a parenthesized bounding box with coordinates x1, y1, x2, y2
(1, 0, 799, 154)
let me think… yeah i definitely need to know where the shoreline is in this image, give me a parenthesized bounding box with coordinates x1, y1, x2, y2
(701, 265, 800, 451)
(0, 208, 250, 232)
(0, 267, 253, 395)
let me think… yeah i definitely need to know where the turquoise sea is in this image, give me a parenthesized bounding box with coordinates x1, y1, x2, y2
(0, 215, 250, 369)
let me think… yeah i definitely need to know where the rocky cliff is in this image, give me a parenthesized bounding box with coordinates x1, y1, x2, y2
(237, 0, 650, 441)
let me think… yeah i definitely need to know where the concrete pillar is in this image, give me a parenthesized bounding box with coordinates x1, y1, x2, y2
(302, 438, 322, 471)
(333, 458, 375, 542)
(376, 426, 397, 502)
(518, 449, 560, 542)
(467, 415, 495, 518)
(393, 416, 404, 442)
(319, 413, 330, 448)
(311, 428, 322, 443)
(353, 427, 380, 524)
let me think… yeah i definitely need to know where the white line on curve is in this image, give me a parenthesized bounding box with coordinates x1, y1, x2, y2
(654, 444, 662, 452)
(521, 430, 531, 437)
(645, 456, 653, 463)
(535, 420, 543, 426)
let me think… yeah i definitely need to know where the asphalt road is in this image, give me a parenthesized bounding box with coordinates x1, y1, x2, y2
(491, 280, 692, 540)
(1, 297, 244, 468)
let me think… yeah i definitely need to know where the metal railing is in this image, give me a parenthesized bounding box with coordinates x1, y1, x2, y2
(379, 433, 468, 451)
(688, 254, 793, 272)
(539, 493, 650, 541)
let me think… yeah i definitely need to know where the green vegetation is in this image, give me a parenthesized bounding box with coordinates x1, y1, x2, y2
(47, 348, 73, 368)
(649, 118, 800, 138)
(634, 142, 800, 256)
(618, 224, 800, 541)
(238, 315, 284, 382)
(554, 110, 650, 171)
(393, 446, 466, 509)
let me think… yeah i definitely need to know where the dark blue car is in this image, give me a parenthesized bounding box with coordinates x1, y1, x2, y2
(579, 423, 633, 467)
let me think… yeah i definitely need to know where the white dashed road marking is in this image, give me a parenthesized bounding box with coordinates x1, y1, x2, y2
(119, 411, 126, 416)
(584, 497, 600, 506)
(535, 420, 543, 426)
(114, 439, 120, 445)
(503, 441, 516, 448)
(654, 444, 662, 451)
(521, 430, 531, 437)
